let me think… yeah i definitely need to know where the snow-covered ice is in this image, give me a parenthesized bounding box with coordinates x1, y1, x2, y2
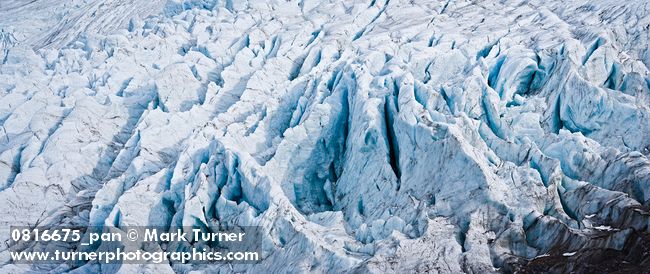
(1, 0, 650, 273)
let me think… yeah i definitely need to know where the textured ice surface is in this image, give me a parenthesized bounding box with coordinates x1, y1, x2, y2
(1, 0, 650, 273)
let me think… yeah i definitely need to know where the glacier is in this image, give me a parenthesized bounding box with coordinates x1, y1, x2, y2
(1, 0, 650, 273)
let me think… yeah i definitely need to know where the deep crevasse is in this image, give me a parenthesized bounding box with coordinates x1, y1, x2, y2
(1, 0, 650, 272)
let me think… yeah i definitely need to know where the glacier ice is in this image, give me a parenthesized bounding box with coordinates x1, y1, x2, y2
(1, 0, 650, 273)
